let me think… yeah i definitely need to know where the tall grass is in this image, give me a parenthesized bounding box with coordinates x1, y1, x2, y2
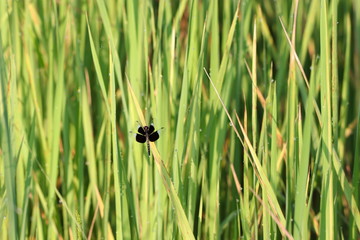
(1, 0, 359, 239)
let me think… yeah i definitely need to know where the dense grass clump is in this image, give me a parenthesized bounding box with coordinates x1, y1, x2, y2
(1, 0, 359, 239)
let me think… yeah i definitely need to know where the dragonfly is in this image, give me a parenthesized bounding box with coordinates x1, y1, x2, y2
(135, 123, 162, 156)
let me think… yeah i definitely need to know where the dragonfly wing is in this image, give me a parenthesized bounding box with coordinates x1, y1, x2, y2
(148, 131, 159, 142)
(136, 134, 147, 143)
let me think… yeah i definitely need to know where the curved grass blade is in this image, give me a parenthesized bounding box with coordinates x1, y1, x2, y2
(127, 78, 195, 240)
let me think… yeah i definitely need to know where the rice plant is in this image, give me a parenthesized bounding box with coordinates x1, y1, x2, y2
(1, 0, 359, 239)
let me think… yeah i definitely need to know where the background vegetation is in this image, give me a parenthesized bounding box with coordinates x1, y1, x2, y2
(1, 0, 360, 239)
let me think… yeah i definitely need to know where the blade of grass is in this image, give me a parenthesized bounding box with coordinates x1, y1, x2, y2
(45, 6, 69, 237)
(127, 78, 195, 240)
(293, 59, 317, 240)
(251, 19, 257, 152)
(205, 68, 292, 239)
(338, 15, 351, 161)
(95, 0, 129, 120)
(109, 48, 124, 240)
(349, 103, 360, 238)
(0, 33, 19, 240)
(35, 160, 87, 239)
(206, 4, 240, 238)
(332, 149, 360, 231)
(319, 0, 334, 239)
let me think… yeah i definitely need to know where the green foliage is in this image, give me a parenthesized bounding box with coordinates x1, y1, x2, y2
(1, 0, 359, 239)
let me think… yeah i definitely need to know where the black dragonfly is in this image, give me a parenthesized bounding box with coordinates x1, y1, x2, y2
(135, 123, 162, 156)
